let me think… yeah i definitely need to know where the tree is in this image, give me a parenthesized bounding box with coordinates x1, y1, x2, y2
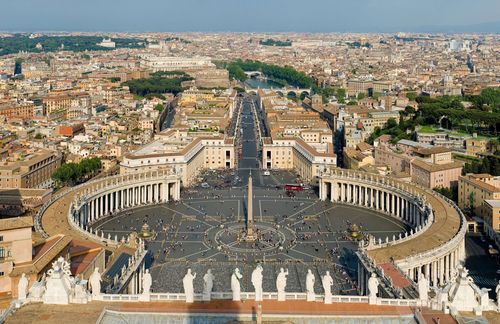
(357, 93, 366, 100)
(433, 186, 456, 202)
(336, 88, 346, 104)
(406, 92, 417, 101)
(154, 104, 164, 112)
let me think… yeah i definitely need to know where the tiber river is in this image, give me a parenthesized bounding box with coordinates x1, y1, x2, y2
(244, 77, 283, 89)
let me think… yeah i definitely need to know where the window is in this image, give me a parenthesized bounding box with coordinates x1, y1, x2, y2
(0, 248, 5, 259)
(0, 236, 3, 242)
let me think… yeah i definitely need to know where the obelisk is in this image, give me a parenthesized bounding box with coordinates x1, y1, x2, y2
(246, 172, 255, 240)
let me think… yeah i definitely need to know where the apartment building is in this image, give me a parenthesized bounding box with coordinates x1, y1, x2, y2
(42, 92, 91, 118)
(0, 102, 35, 120)
(458, 174, 500, 219)
(0, 216, 33, 293)
(140, 55, 215, 72)
(0, 149, 62, 189)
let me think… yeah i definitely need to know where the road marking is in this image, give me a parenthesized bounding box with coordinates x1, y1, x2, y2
(237, 200, 240, 221)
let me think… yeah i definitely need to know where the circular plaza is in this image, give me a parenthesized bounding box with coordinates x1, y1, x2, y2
(88, 169, 410, 295)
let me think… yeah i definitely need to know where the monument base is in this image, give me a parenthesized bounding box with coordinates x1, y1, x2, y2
(243, 234, 257, 242)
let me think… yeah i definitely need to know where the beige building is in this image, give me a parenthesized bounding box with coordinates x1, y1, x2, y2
(0, 102, 35, 120)
(260, 93, 336, 181)
(458, 174, 500, 218)
(42, 92, 91, 118)
(374, 147, 411, 174)
(483, 200, 500, 233)
(0, 216, 33, 294)
(343, 147, 374, 170)
(0, 149, 62, 189)
(120, 129, 235, 186)
(411, 159, 463, 190)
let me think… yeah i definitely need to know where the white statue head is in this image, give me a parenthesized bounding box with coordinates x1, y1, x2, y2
(307, 269, 312, 274)
(187, 268, 192, 275)
(145, 269, 149, 274)
(207, 269, 212, 274)
(280, 267, 284, 273)
(371, 273, 376, 278)
(326, 271, 330, 276)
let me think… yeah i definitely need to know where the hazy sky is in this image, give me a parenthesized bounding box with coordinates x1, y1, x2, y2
(1, 0, 499, 32)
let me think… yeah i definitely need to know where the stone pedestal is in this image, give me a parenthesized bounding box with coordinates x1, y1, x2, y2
(369, 296, 378, 305)
(277, 291, 285, 302)
(202, 292, 211, 301)
(324, 293, 332, 304)
(139, 293, 151, 302)
(307, 292, 315, 302)
(43, 275, 71, 305)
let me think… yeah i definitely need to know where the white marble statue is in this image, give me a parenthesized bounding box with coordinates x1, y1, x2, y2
(231, 268, 243, 301)
(368, 273, 379, 302)
(322, 271, 334, 304)
(28, 274, 46, 302)
(72, 276, 89, 304)
(18, 273, 29, 300)
(479, 288, 490, 308)
(251, 264, 264, 302)
(418, 273, 429, 302)
(89, 267, 102, 297)
(306, 269, 315, 302)
(496, 280, 500, 307)
(142, 269, 152, 295)
(183, 269, 196, 303)
(203, 269, 214, 301)
(276, 268, 289, 302)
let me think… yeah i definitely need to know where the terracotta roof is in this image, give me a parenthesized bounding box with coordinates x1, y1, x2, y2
(414, 146, 451, 155)
(0, 216, 33, 231)
(411, 159, 463, 173)
(460, 174, 500, 193)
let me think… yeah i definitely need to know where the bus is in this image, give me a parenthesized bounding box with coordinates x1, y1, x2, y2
(284, 184, 303, 192)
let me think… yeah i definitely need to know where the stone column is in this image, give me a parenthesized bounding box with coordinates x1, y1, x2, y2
(99, 196, 103, 218)
(370, 188, 374, 208)
(104, 194, 108, 215)
(439, 256, 444, 284)
(110, 192, 114, 213)
(89, 200, 94, 222)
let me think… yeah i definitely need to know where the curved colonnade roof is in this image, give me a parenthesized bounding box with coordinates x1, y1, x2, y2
(366, 183, 462, 264)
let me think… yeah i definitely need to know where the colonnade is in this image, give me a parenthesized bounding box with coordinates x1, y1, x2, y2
(320, 180, 424, 227)
(72, 176, 181, 228)
(319, 168, 466, 289)
(404, 238, 466, 287)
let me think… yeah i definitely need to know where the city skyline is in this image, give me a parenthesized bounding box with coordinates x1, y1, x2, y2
(1, 0, 499, 33)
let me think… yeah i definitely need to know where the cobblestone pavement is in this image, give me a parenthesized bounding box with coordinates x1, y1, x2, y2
(92, 183, 408, 294)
